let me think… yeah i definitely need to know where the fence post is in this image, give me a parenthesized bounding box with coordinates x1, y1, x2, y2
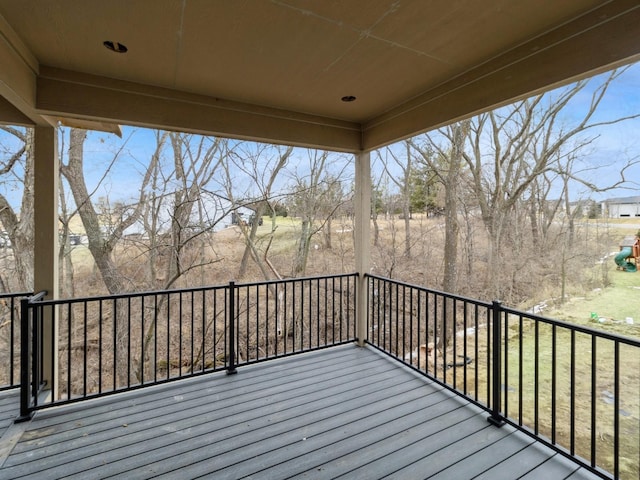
(488, 300, 506, 427)
(16, 297, 33, 423)
(227, 281, 237, 375)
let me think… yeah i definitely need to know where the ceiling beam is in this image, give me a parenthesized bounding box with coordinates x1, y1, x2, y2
(0, 95, 32, 126)
(0, 12, 50, 126)
(36, 67, 364, 152)
(363, 1, 640, 150)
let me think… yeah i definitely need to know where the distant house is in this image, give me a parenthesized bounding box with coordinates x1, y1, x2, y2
(601, 196, 640, 218)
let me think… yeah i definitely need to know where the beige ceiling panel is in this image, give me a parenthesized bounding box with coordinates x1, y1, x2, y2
(372, 0, 604, 65)
(271, 0, 406, 31)
(363, 2, 640, 150)
(0, 0, 182, 87)
(175, 1, 368, 115)
(311, 38, 452, 121)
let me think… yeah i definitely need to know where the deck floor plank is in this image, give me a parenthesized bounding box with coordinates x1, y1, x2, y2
(424, 430, 533, 479)
(11, 353, 395, 460)
(0, 390, 19, 432)
(0, 344, 607, 480)
(338, 417, 509, 480)
(518, 453, 581, 479)
(4, 350, 399, 477)
(472, 440, 560, 479)
(88, 381, 420, 478)
(292, 408, 488, 480)
(156, 387, 465, 479)
(90, 367, 432, 479)
(16, 345, 367, 441)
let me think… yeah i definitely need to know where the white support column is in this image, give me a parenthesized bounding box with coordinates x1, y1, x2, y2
(33, 126, 59, 392)
(354, 151, 371, 347)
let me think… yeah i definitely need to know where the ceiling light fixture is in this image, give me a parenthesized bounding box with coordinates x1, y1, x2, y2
(103, 41, 128, 53)
(341, 95, 357, 102)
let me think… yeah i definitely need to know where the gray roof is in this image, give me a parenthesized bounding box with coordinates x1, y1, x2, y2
(602, 196, 640, 204)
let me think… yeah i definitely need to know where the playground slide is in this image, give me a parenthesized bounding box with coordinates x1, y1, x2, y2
(615, 247, 637, 272)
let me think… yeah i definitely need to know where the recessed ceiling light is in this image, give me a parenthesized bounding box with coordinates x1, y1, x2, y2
(103, 41, 128, 53)
(341, 95, 357, 102)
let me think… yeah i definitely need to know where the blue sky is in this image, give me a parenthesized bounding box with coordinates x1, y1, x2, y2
(562, 63, 640, 199)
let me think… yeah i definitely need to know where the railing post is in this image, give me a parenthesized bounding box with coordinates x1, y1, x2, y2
(227, 281, 237, 375)
(16, 297, 33, 422)
(488, 300, 506, 427)
(356, 273, 367, 346)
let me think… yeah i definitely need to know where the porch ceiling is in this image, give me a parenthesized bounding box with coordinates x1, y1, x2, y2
(1, 1, 640, 152)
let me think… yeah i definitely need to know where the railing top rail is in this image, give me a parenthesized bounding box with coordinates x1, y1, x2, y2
(25, 291, 47, 303)
(0, 291, 33, 299)
(28, 284, 231, 306)
(237, 272, 358, 289)
(367, 273, 640, 348)
(365, 273, 493, 309)
(22, 273, 360, 307)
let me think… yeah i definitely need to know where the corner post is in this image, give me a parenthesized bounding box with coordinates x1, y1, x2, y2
(16, 297, 33, 422)
(227, 281, 237, 374)
(354, 151, 371, 346)
(33, 126, 59, 395)
(488, 300, 506, 427)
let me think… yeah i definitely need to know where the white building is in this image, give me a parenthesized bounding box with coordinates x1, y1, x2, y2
(601, 196, 640, 218)
(122, 192, 258, 237)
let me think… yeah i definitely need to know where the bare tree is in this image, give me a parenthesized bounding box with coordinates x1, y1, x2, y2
(410, 120, 470, 295)
(460, 70, 639, 299)
(0, 126, 34, 291)
(133, 133, 232, 380)
(61, 128, 165, 384)
(165, 132, 225, 288)
(58, 130, 76, 298)
(287, 150, 349, 277)
(408, 121, 470, 348)
(378, 141, 414, 257)
(61, 128, 160, 294)
(225, 143, 293, 279)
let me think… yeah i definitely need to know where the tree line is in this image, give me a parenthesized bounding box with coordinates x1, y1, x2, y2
(0, 67, 638, 307)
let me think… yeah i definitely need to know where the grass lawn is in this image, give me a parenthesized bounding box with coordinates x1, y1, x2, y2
(457, 260, 639, 478)
(546, 257, 640, 339)
(504, 260, 640, 479)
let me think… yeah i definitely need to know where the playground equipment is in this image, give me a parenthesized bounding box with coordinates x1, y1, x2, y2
(614, 236, 639, 272)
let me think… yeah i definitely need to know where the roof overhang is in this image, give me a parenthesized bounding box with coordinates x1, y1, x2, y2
(1, 1, 640, 152)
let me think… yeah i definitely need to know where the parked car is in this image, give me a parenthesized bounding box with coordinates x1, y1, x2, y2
(249, 214, 263, 226)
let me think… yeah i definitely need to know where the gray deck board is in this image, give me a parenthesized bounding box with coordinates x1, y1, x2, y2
(13, 350, 393, 459)
(473, 440, 575, 480)
(518, 453, 581, 479)
(157, 387, 468, 479)
(0, 389, 19, 432)
(426, 431, 533, 479)
(0, 344, 606, 479)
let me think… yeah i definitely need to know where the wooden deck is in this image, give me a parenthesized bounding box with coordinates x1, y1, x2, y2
(0, 344, 603, 479)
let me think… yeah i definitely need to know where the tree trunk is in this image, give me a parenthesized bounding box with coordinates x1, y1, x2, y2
(293, 219, 311, 276)
(0, 128, 35, 290)
(324, 217, 332, 249)
(61, 128, 134, 386)
(442, 122, 466, 295)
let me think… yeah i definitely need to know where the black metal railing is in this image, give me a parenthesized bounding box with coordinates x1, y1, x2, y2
(17, 274, 356, 418)
(365, 274, 640, 480)
(14, 273, 638, 478)
(0, 291, 33, 390)
(16, 290, 47, 422)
